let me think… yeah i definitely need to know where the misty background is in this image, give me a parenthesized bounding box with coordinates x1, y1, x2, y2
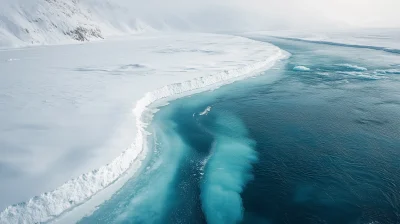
(110, 0, 400, 31)
(0, 0, 399, 47)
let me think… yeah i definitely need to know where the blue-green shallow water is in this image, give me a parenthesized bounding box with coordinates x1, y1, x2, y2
(79, 37, 400, 224)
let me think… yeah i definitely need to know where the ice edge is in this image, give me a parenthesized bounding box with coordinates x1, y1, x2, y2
(0, 45, 286, 224)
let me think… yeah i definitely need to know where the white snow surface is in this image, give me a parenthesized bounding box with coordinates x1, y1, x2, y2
(0, 33, 286, 223)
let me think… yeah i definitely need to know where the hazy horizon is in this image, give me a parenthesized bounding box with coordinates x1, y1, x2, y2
(112, 0, 400, 31)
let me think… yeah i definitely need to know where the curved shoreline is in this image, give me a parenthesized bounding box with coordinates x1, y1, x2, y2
(0, 38, 287, 224)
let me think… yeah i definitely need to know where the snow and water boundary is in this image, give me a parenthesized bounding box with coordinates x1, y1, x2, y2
(270, 36, 400, 55)
(0, 36, 288, 224)
(244, 30, 400, 55)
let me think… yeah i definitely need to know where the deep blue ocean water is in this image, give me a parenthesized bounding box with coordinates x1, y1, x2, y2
(79, 37, 400, 224)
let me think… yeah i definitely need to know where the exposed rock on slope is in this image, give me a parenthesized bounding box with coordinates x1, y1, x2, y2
(0, 0, 105, 47)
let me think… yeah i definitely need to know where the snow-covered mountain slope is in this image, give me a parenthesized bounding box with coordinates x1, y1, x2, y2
(0, 33, 287, 223)
(0, 0, 102, 47)
(0, 0, 256, 48)
(0, 0, 291, 48)
(0, 0, 160, 48)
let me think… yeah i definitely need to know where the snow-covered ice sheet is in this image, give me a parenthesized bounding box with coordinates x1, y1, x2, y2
(245, 29, 400, 54)
(0, 33, 286, 223)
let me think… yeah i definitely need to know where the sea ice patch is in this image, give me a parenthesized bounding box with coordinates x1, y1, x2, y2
(199, 106, 212, 116)
(293, 66, 310, 71)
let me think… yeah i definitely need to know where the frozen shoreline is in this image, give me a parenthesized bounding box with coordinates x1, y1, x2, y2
(0, 33, 287, 223)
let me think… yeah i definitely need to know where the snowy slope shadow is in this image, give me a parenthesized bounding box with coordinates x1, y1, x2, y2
(74, 64, 152, 76)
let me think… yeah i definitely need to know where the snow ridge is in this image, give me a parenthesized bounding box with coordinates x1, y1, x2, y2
(0, 46, 286, 224)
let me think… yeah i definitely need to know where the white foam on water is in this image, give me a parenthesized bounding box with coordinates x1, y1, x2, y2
(338, 71, 383, 80)
(336, 64, 368, 71)
(375, 69, 400, 75)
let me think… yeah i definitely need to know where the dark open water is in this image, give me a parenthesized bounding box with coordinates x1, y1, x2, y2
(80, 37, 400, 224)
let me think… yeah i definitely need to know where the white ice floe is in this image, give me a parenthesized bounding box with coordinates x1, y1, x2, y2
(0, 33, 287, 223)
(293, 65, 311, 71)
(199, 106, 212, 116)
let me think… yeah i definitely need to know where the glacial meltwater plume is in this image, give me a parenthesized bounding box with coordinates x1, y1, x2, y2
(201, 113, 258, 224)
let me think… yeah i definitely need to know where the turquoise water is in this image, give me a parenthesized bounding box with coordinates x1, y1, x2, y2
(79, 37, 400, 224)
